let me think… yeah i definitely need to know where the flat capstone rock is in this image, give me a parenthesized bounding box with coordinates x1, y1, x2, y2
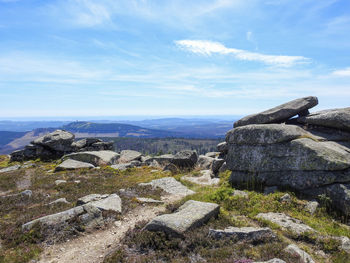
(234, 96, 318, 128)
(256, 212, 315, 235)
(145, 200, 220, 236)
(63, 150, 120, 166)
(55, 159, 95, 171)
(118, 150, 142, 163)
(139, 177, 195, 196)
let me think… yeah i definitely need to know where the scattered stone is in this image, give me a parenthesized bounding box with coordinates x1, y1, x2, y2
(280, 193, 291, 203)
(74, 180, 81, 184)
(304, 201, 319, 215)
(55, 159, 95, 172)
(20, 190, 32, 199)
(256, 212, 315, 235)
(145, 200, 220, 236)
(233, 96, 318, 128)
(254, 259, 286, 263)
(135, 197, 164, 204)
(284, 244, 315, 263)
(118, 150, 142, 163)
(111, 162, 139, 171)
(0, 164, 21, 173)
(77, 194, 109, 205)
(298, 107, 350, 132)
(182, 170, 220, 186)
(55, 180, 67, 186)
(139, 177, 195, 196)
(88, 194, 122, 213)
(205, 152, 220, 158)
(49, 198, 70, 205)
(196, 155, 215, 170)
(209, 227, 275, 243)
(264, 186, 278, 195)
(63, 150, 120, 166)
(232, 190, 249, 198)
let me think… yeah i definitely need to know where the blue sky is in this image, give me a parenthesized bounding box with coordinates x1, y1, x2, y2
(0, 0, 350, 118)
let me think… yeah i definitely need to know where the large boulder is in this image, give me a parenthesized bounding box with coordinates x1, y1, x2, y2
(298, 107, 350, 132)
(171, 150, 198, 168)
(55, 159, 95, 172)
(234, 96, 318, 128)
(145, 200, 219, 236)
(72, 138, 114, 152)
(63, 150, 120, 166)
(32, 129, 75, 152)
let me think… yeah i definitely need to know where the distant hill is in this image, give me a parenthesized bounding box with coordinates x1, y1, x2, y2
(62, 121, 181, 138)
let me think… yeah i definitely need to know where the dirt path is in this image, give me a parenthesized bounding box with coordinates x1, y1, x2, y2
(38, 195, 182, 263)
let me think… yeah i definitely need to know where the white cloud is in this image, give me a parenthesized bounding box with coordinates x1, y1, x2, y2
(175, 40, 309, 67)
(332, 67, 350, 77)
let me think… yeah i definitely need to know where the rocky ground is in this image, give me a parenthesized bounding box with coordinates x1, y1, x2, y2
(1, 96, 350, 263)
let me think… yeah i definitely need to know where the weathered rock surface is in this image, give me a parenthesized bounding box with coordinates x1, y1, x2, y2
(72, 138, 114, 152)
(298, 107, 350, 132)
(182, 170, 220, 186)
(209, 227, 275, 242)
(63, 151, 120, 166)
(171, 150, 198, 168)
(136, 197, 164, 204)
(196, 155, 215, 170)
(55, 159, 95, 171)
(88, 194, 122, 213)
(256, 212, 315, 235)
(217, 142, 228, 153)
(234, 96, 318, 128)
(118, 150, 142, 163)
(254, 259, 286, 263)
(139, 177, 195, 196)
(48, 198, 70, 205)
(232, 190, 249, 198)
(145, 200, 219, 236)
(205, 152, 220, 158)
(211, 158, 225, 175)
(77, 194, 109, 205)
(284, 244, 315, 263)
(0, 164, 21, 173)
(226, 124, 311, 145)
(33, 129, 75, 152)
(304, 201, 319, 215)
(110, 161, 141, 171)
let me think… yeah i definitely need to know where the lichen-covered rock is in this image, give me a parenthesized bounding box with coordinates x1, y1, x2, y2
(256, 212, 315, 235)
(234, 96, 318, 128)
(145, 200, 219, 236)
(63, 150, 120, 166)
(298, 107, 350, 132)
(208, 227, 275, 242)
(55, 159, 95, 171)
(139, 177, 195, 196)
(118, 150, 142, 163)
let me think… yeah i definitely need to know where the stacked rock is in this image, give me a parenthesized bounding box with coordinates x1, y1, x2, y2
(226, 96, 350, 216)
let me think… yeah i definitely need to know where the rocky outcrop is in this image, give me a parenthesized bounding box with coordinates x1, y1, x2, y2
(55, 159, 95, 171)
(10, 130, 114, 162)
(145, 200, 219, 236)
(284, 244, 315, 263)
(226, 97, 350, 216)
(145, 150, 198, 169)
(63, 150, 120, 166)
(234, 96, 318, 128)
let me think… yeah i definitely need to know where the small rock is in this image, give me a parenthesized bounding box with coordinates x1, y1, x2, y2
(205, 152, 220, 158)
(139, 177, 195, 196)
(55, 159, 95, 171)
(284, 244, 315, 263)
(254, 259, 286, 263)
(55, 180, 67, 186)
(74, 180, 81, 184)
(304, 201, 319, 215)
(232, 190, 249, 198)
(162, 163, 178, 173)
(135, 197, 164, 204)
(49, 198, 69, 205)
(280, 193, 291, 203)
(114, 221, 122, 227)
(20, 189, 32, 199)
(0, 165, 21, 173)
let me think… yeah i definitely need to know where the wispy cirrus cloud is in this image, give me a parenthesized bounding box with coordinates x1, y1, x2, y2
(175, 40, 309, 67)
(332, 67, 350, 77)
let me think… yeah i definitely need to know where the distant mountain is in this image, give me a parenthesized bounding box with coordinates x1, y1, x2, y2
(62, 121, 181, 138)
(0, 121, 68, 132)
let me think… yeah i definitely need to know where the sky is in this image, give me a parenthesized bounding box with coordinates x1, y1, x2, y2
(0, 0, 350, 118)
